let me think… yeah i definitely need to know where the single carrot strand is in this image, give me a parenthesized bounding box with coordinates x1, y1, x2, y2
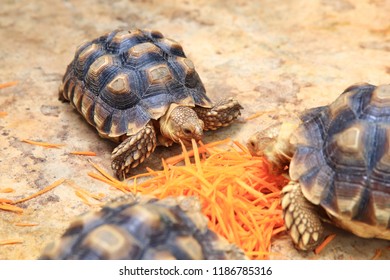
(0, 188, 14, 193)
(371, 249, 382, 260)
(14, 178, 66, 204)
(75, 190, 93, 206)
(244, 110, 276, 121)
(88, 160, 122, 185)
(67, 180, 105, 206)
(192, 139, 203, 176)
(70, 151, 97, 156)
(0, 112, 7, 117)
(0, 203, 24, 213)
(21, 139, 65, 149)
(0, 198, 14, 203)
(0, 81, 18, 90)
(14, 222, 38, 227)
(0, 239, 23, 245)
(314, 234, 337, 254)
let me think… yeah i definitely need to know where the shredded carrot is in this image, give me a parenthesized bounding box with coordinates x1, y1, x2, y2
(90, 138, 288, 259)
(0, 188, 14, 193)
(0, 198, 14, 203)
(14, 222, 38, 227)
(70, 151, 97, 156)
(0, 81, 18, 90)
(314, 234, 337, 254)
(21, 139, 65, 149)
(165, 138, 231, 165)
(14, 178, 66, 204)
(0, 203, 24, 213)
(245, 110, 275, 121)
(371, 249, 382, 260)
(0, 238, 23, 245)
(67, 180, 105, 206)
(0, 112, 7, 118)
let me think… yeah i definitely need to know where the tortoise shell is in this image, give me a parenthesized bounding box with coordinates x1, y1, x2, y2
(39, 195, 246, 260)
(59, 29, 212, 138)
(289, 83, 390, 237)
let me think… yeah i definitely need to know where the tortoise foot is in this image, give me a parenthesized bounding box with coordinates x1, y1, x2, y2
(281, 181, 325, 251)
(194, 97, 242, 131)
(111, 122, 157, 180)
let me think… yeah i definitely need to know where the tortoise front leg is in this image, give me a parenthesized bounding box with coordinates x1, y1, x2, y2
(193, 97, 242, 131)
(111, 122, 157, 180)
(281, 181, 325, 250)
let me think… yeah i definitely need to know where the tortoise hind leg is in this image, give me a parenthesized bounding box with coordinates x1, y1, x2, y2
(193, 97, 242, 130)
(111, 122, 157, 180)
(281, 181, 325, 251)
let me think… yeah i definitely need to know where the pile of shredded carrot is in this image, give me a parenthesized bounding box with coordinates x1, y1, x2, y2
(89, 138, 289, 259)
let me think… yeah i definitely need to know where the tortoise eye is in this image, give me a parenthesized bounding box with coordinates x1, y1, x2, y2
(183, 128, 192, 135)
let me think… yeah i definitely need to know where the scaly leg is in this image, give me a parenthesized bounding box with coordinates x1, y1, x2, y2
(193, 97, 242, 131)
(281, 181, 325, 250)
(111, 122, 157, 180)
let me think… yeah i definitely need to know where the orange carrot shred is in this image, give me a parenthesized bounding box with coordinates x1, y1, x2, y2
(21, 139, 65, 149)
(245, 110, 275, 121)
(371, 249, 382, 260)
(165, 138, 231, 165)
(70, 151, 97, 156)
(0, 203, 24, 213)
(14, 178, 66, 204)
(0, 112, 7, 118)
(66, 180, 105, 206)
(14, 222, 38, 227)
(0, 239, 23, 245)
(0, 188, 14, 193)
(0, 81, 18, 90)
(0, 198, 14, 204)
(314, 234, 337, 254)
(89, 138, 288, 260)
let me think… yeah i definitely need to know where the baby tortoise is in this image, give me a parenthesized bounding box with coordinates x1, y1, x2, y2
(40, 195, 247, 260)
(59, 29, 242, 180)
(248, 83, 390, 250)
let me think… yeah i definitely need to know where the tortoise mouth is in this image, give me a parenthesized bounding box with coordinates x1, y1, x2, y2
(180, 137, 201, 147)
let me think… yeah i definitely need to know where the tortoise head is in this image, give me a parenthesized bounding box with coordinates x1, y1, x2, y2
(160, 103, 204, 145)
(247, 121, 299, 173)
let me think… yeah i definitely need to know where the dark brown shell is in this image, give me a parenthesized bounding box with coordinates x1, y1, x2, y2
(39, 195, 247, 260)
(59, 29, 212, 138)
(289, 84, 390, 233)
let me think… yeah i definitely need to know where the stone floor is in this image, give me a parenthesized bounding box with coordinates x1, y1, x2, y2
(0, 0, 389, 259)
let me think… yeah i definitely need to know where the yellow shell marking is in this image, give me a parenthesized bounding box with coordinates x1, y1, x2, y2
(107, 73, 130, 95)
(148, 65, 172, 84)
(78, 43, 99, 62)
(128, 42, 160, 57)
(371, 84, 390, 107)
(335, 125, 362, 154)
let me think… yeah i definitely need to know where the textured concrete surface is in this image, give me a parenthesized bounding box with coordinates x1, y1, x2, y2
(0, 0, 389, 259)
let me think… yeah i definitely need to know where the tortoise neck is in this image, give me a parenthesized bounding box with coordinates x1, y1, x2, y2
(159, 103, 181, 142)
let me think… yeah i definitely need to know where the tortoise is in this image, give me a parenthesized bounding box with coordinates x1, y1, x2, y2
(39, 195, 247, 260)
(59, 29, 242, 180)
(247, 83, 390, 250)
